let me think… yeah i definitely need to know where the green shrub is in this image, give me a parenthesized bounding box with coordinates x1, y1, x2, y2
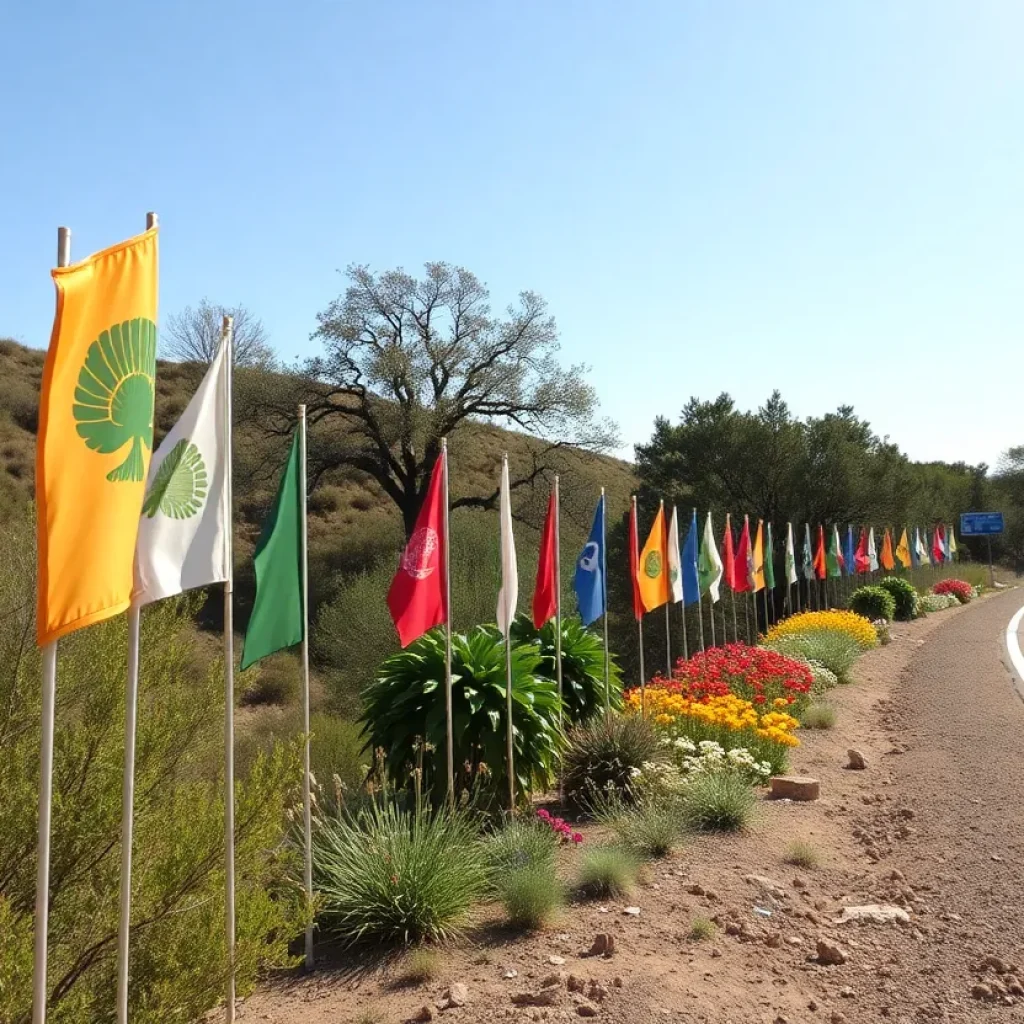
(679, 772, 756, 832)
(482, 817, 558, 880)
(313, 801, 488, 945)
(849, 585, 896, 622)
(0, 516, 302, 1024)
(806, 659, 838, 694)
(310, 713, 367, 799)
(240, 651, 302, 705)
(688, 916, 716, 941)
(588, 788, 684, 858)
(562, 713, 663, 808)
(878, 576, 918, 621)
(800, 702, 836, 729)
(576, 845, 640, 898)
(362, 627, 563, 804)
(494, 863, 563, 930)
(762, 631, 861, 685)
(511, 615, 624, 722)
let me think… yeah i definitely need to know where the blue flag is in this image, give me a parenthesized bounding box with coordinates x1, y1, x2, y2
(573, 495, 605, 625)
(844, 525, 855, 576)
(910, 528, 920, 568)
(681, 510, 700, 607)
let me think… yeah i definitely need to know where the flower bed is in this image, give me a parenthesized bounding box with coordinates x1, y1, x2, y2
(932, 578, 973, 604)
(764, 609, 878, 650)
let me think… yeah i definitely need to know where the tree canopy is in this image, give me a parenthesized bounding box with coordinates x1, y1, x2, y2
(163, 299, 275, 368)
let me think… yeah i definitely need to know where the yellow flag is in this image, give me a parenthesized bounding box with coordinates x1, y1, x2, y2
(637, 503, 670, 612)
(36, 228, 159, 645)
(752, 519, 766, 592)
(895, 528, 912, 570)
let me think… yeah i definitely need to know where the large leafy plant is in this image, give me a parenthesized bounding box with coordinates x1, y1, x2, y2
(878, 575, 919, 620)
(849, 585, 897, 622)
(362, 626, 563, 804)
(510, 615, 623, 722)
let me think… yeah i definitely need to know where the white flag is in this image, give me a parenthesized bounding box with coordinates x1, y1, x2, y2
(667, 506, 683, 603)
(496, 456, 518, 635)
(784, 523, 798, 586)
(867, 527, 879, 571)
(699, 511, 723, 602)
(133, 343, 229, 606)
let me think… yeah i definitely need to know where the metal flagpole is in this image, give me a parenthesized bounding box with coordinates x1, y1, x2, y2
(632, 497, 646, 711)
(32, 224, 71, 1024)
(554, 476, 563, 801)
(298, 403, 314, 972)
(114, 212, 157, 1024)
(730, 589, 739, 643)
(694, 511, 706, 653)
(743, 591, 751, 644)
(681, 599, 689, 661)
(761, 587, 769, 636)
(224, 318, 238, 1019)
(442, 439, 454, 799)
(600, 489, 610, 716)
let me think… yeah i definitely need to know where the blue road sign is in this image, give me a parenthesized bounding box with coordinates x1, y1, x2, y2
(960, 512, 1004, 536)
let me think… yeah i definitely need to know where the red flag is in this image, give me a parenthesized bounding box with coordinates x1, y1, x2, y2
(733, 517, 752, 593)
(854, 528, 871, 573)
(533, 493, 557, 627)
(387, 454, 447, 647)
(721, 514, 736, 590)
(932, 525, 945, 564)
(628, 498, 644, 621)
(813, 525, 827, 579)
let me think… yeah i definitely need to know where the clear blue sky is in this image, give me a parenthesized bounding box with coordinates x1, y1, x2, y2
(3, 1, 1020, 470)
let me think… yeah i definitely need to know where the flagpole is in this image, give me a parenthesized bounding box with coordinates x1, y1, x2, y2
(442, 439, 454, 799)
(694, 510, 706, 653)
(222, 317, 239, 1019)
(503, 454, 516, 813)
(297, 403, 314, 972)
(600, 489, 610, 716)
(632, 497, 646, 711)
(31, 224, 73, 1024)
(553, 475, 563, 802)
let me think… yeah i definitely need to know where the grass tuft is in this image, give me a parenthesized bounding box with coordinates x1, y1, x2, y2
(396, 947, 443, 985)
(679, 773, 756, 833)
(688, 916, 716, 941)
(800, 702, 836, 730)
(576, 844, 640, 898)
(494, 863, 563, 930)
(587, 788, 684, 858)
(783, 839, 820, 869)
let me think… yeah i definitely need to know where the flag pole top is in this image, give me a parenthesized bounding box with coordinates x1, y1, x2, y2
(57, 227, 71, 266)
(600, 486, 605, 496)
(441, 436, 447, 451)
(146, 212, 158, 229)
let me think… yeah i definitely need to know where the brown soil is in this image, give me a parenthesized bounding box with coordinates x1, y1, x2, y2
(241, 587, 1024, 1024)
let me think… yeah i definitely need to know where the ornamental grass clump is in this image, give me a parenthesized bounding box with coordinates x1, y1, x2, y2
(761, 632, 861, 686)
(877, 576, 918, 621)
(562, 714, 664, 808)
(576, 845, 641, 898)
(849, 585, 896, 623)
(313, 801, 488, 945)
(494, 863, 563, 930)
(482, 817, 559, 881)
(679, 771, 757, 832)
(933, 578, 973, 604)
(587, 787, 685, 858)
(764, 609, 878, 651)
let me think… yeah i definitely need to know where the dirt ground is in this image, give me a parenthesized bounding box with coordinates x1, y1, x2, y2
(240, 586, 1024, 1024)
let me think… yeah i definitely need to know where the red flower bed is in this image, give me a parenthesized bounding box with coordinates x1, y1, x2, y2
(932, 578, 973, 604)
(663, 643, 812, 709)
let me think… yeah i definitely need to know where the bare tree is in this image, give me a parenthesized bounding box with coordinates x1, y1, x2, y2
(260, 262, 618, 536)
(163, 298, 275, 368)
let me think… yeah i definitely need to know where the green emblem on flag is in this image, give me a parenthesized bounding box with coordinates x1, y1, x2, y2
(142, 440, 209, 520)
(72, 317, 157, 483)
(644, 551, 662, 578)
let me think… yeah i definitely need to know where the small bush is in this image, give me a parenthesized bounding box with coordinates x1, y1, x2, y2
(483, 817, 558, 880)
(806, 659, 838, 694)
(919, 593, 957, 613)
(849, 585, 896, 622)
(588, 788, 683, 858)
(309, 713, 366, 799)
(679, 772, 756, 832)
(397, 947, 443, 985)
(495, 863, 563, 930)
(313, 802, 488, 945)
(562, 714, 664, 808)
(688, 916, 717, 941)
(576, 845, 640, 898)
(783, 840, 820, 869)
(800, 702, 836, 729)
(878, 576, 918, 621)
(765, 609, 877, 651)
(933, 578, 973, 604)
(240, 652, 302, 706)
(762, 632, 861, 685)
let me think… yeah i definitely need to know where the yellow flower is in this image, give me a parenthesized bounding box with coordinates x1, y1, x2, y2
(764, 609, 877, 650)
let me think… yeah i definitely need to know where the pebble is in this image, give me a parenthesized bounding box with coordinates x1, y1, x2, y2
(846, 749, 867, 770)
(816, 938, 848, 966)
(548, 955, 566, 965)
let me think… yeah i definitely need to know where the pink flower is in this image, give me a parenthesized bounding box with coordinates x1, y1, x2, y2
(572, 833, 583, 845)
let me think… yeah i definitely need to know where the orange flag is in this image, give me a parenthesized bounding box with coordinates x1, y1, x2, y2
(880, 528, 896, 571)
(751, 519, 766, 592)
(36, 227, 159, 645)
(637, 501, 670, 612)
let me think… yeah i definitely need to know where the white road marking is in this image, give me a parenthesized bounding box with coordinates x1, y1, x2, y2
(1006, 604, 1024, 684)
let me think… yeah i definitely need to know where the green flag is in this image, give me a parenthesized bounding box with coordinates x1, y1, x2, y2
(241, 431, 304, 669)
(764, 522, 776, 589)
(826, 525, 843, 578)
